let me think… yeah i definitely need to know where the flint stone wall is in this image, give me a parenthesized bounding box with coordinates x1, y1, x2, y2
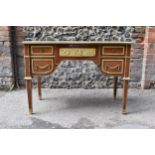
(0, 27, 13, 90)
(16, 26, 145, 88)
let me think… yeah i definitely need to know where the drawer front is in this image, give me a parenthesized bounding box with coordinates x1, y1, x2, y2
(102, 46, 125, 56)
(101, 59, 124, 75)
(31, 59, 54, 75)
(31, 46, 53, 55)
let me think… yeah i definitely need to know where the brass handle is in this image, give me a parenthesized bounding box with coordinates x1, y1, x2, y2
(106, 64, 121, 71)
(36, 64, 51, 70)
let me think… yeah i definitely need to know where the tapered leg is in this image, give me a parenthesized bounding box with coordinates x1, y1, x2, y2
(114, 76, 118, 101)
(26, 80, 33, 114)
(38, 76, 42, 100)
(122, 80, 128, 114)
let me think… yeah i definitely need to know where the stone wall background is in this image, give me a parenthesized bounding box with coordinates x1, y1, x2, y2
(0, 27, 13, 90)
(23, 26, 143, 42)
(16, 26, 145, 88)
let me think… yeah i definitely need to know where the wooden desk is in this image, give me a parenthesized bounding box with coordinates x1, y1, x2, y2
(23, 41, 132, 114)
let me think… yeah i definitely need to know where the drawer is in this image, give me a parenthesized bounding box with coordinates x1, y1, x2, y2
(102, 46, 125, 56)
(31, 59, 54, 75)
(101, 59, 124, 75)
(31, 46, 53, 55)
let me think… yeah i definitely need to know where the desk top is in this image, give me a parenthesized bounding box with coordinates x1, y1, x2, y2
(23, 41, 133, 45)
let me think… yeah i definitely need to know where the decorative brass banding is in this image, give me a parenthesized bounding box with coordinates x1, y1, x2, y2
(23, 41, 133, 45)
(24, 56, 30, 58)
(25, 55, 55, 58)
(24, 77, 32, 80)
(32, 56, 55, 58)
(100, 56, 130, 59)
(59, 48, 96, 57)
(123, 77, 130, 80)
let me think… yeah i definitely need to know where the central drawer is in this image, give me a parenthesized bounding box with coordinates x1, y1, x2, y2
(101, 59, 124, 75)
(31, 59, 54, 75)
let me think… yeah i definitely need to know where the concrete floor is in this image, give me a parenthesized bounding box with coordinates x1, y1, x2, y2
(0, 88, 155, 129)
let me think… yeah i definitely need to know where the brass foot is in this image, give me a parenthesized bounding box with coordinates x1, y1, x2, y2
(29, 109, 33, 115)
(122, 109, 127, 115)
(39, 95, 42, 100)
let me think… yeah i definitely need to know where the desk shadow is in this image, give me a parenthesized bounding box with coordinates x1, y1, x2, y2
(43, 94, 153, 115)
(44, 94, 123, 110)
(64, 97, 119, 109)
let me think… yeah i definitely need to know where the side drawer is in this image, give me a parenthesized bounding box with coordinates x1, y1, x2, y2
(101, 59, 124, 75)
(31, 59, 54, 75)
(102, 46, 125, 56)
(31, 46, 53, 55)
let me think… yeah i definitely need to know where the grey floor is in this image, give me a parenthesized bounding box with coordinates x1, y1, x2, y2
(0, 88, 155, 129)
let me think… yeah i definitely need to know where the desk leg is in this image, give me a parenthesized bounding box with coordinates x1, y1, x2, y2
(114, 76, 118, 101)
(122, 80, 128, 114)
(38, 76, 42, 100)
(26, 80, 33, 114)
